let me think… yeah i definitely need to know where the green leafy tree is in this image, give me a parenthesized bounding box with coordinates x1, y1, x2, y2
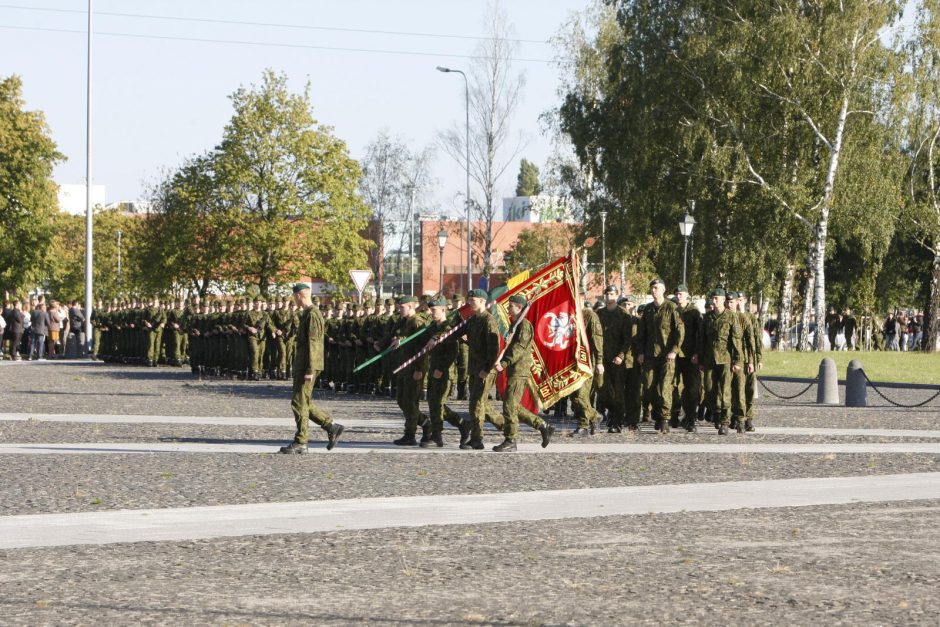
(138, 156, 234, 297)
(214, 70, 371, 295)
(0, 75, 63, 296)
(504, 224, 576, 275)
(515, 159, 541, 196)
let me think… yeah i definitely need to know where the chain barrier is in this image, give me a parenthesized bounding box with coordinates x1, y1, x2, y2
(860, 369, 940, 408)
(758, 376, 817, 400)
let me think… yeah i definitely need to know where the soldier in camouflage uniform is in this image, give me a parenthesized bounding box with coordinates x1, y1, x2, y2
(636, 279, 684, 433)
(569, 298, 603, 436)
(420, 296, 469, 448)
(279, 283, 345, 454)
(461, 289, 503, 450)
(730, 292, 758, 433)
(493, 294, 554, 452)
(142, 297, 167, 367)
(618, 295, 642, 431)
(700, 288, 743, 435)
(671, 284, 702, 432)
(451, 294, 469, 399)
(593, 285, 632, 435)
(380, 295, 432, 445)
(164, 298, 185, 366)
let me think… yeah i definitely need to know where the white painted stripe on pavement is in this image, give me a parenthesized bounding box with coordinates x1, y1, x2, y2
(1, 472, 938, 549)
(2, 441, 940, 455)
(3, 413, 940, 439)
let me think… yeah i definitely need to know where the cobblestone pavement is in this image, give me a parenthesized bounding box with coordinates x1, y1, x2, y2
(1, 361, 939, 625)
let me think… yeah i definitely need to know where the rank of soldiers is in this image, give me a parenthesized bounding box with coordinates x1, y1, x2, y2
(89, 278, 763, 453)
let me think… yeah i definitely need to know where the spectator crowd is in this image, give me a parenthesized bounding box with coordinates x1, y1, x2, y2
(1, 296, 86, 361)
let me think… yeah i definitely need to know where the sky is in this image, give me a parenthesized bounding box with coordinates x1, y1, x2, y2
(0, 0, 587, 216)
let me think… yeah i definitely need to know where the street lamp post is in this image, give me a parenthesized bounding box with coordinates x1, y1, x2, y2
(599, 210, 608, 285)
(437, 227, 448, 295)
(679, 202, 697, 286)
(435, 66, 472, 293)
(84, 0, 93, 356)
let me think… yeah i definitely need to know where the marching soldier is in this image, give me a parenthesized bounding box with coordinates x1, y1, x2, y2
(618, 295, 642, 431)
(279, 283, 345, 454)
(461, 289, 503, 450)
(740, 292, 762, 432)
(377, 296, 431, 446)
(570, 298, 604, 436)
(493, 294, 555, 452)
(451, 294, 469, 399)
(700, 288, 743, 435)
(593, 286, 631, 435)
(421, 296, 469, 447)
(672, 284, 702, 432)
(636, 279, 684, 433)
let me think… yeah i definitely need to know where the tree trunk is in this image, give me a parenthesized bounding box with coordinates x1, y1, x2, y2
(926, 247, 940, 353)
(811, 93, 850, 351)
(777, 262, 795, 351)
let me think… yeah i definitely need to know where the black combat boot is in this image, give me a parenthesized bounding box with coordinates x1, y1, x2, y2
(570, 427, 590, 438)
(669, 414, 681, 429)
(420, 419, 432, 444)
(457, 420, 471, 447)
(736, 420, 745, 434)
(539, 423, 555, 448)
(393, 434, 418, 446)
(459, 439, 485, 450)
(493, 438, 517, 452)
(718, 425, 730, 435)
(325, 423, 345, 451)
(744, 419, 755, 432)
(278, 441, 307, 454)
(456, 384, 467, 400)
(420, 430, 445, 448)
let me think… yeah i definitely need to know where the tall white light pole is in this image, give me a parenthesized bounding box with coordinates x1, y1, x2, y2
(84, 0, 94, 354)
(435, 66, 471, 293)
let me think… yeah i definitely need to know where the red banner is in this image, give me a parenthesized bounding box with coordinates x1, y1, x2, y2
(491, 252, 593, 411)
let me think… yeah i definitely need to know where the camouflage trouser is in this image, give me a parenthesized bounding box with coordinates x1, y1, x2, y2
(290, 370, 333, 444)
(671, 357, 701, 419)
(427, 371, 462, 433)
(570, 375, 599, 429)
(597, 362, 625, 426)
(147, 330, 163, 363)
(623, 366, 642, 426)
(706, 363, 732, 425)
(730, 368, 747, 422)
(469, 372, 503, 441)
(501, 376, 545, 440)
(396, 372, 428, 437)
(642, 359, 675, 421)
(248, 337, 263, 372)
(745, 370, 757, 420)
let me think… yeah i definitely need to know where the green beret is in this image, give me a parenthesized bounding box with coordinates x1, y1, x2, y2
(468, 288, 488, 300)
(710, 288, 727, 297)
(399, 295, 419, 304)
(429, 296, 449, 307)
(508, 294, 528, 307)
(649, 278, 665, 288)
(292, 282, 310, 294)
(676, 283, 689, 293)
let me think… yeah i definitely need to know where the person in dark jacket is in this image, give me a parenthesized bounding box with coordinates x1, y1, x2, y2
(4, 301, 25, 360)
(30, 304, 51, 360)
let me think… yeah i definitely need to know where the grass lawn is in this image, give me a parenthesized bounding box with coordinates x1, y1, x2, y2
(761, 350, 940, 384)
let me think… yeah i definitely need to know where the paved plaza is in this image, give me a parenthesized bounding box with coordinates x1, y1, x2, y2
(1, 361, 940, 624)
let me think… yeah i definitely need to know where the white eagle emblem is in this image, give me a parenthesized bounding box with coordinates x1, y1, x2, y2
(542, 311, 575, 350)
